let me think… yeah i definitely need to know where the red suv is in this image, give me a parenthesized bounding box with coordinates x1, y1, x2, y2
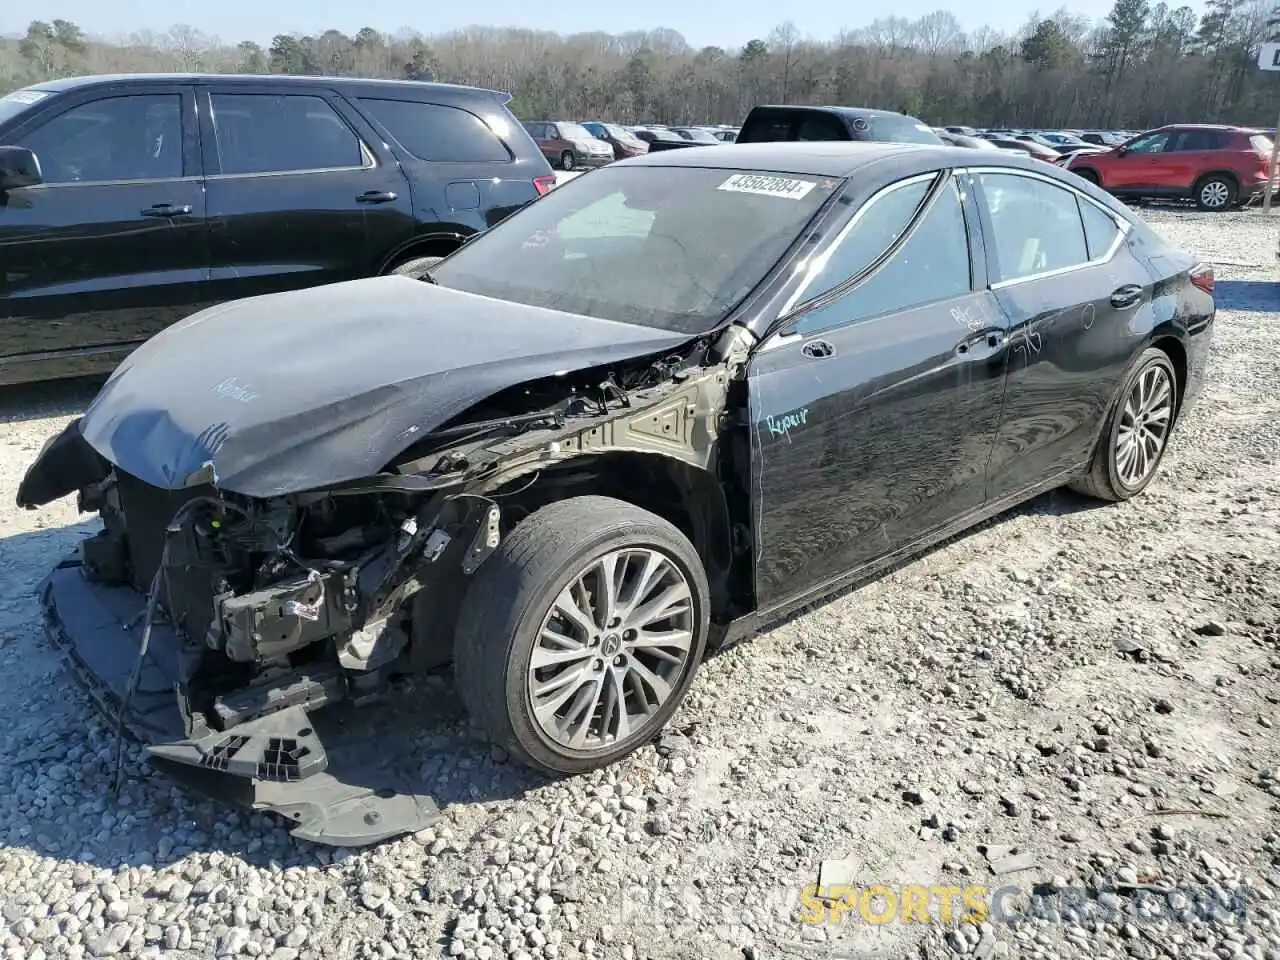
(1063, 124, 1274, 210)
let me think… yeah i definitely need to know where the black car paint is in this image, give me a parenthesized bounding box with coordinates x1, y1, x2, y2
(736, 105, 945, 146)
(15, 143, 1212, 842)
(22, 142, 1213, 618)
(0, 74, 553, 385)
(622, 144, 1210, 625)
(61, 276, 692, 500)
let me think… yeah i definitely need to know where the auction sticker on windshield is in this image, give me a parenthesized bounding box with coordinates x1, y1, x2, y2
(718, 174, 817, 199)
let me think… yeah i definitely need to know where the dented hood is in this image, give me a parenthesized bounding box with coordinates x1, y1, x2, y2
(75, 276, 691, 498)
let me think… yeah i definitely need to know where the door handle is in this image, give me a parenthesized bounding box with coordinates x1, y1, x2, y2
(801, 339, 835, 359)
(955, 330, 1006, 359)
(1110, 284, 1143, 309)
(140, 203, 192, 218)
(357, 190, 398, 204)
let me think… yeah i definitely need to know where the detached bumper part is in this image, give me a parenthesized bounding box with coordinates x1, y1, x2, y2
(40, 558, 442, 846)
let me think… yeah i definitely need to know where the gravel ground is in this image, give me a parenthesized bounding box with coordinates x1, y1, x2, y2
(1, 204, 1278, 960)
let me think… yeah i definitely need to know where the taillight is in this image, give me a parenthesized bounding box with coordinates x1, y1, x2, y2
(533, 175, 556, 196)
(1190, 262, 1214, 296)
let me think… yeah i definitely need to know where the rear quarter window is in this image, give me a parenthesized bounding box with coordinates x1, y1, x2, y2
(359, 98, 511, 162)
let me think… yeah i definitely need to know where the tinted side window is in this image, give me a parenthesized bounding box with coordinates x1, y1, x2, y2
(868, 115, 943, 145)
(737, 110, 797, 143)
(359, 99, 509, 163)
(794, 113, 848, 141)
(1078, 199, 1122, 260)
(1172, 130, 1225, 151)
(801, 178, 931, 303)
(210, 93, 363, 175)
(1124, 132, 1169, 155)
(979, 173, 1088, 283)
(796, 179, 971, 334)
(19, 94, 183, 185)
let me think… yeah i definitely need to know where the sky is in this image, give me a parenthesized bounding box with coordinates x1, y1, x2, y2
(0, 0, 1126, 50)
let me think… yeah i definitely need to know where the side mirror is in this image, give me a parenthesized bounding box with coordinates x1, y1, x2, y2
(0, 146, 42, 190)
(1115, 146, 1128, 158)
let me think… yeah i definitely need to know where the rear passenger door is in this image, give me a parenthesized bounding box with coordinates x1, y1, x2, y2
(197, 84, 415, 303)
(0, 85, 207, 373)
(973, 169, 1153, 502)
(1165, 128, 1226, 192)
(354, 97, 539, 233)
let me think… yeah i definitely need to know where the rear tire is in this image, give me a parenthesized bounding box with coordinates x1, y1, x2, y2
(560, 151, 575, 172)
(388, 255, 445, 279)
(1194, 174, 1236, 211)
(1073, 168, 1100, 186)
(454, 496, 710, 776)
(1070, 347, 1179, 502)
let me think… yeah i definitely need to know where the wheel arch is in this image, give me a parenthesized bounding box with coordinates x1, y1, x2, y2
(1149, 333, 1188, 424)
(1192, 169, 1239, 195)
(481, 451, 738, 624)
(377, 227, 475, 274)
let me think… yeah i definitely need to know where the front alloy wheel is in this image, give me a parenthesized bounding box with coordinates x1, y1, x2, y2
(454, 496, 710, 775)
(529, 547, 695, 750)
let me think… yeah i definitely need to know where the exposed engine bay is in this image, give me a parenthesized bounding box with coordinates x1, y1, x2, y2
(24, 323, 755, 845)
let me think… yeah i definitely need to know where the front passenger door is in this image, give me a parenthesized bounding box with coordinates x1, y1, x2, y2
(748, 172, 1010, 610)
(0, 87, 207, 375)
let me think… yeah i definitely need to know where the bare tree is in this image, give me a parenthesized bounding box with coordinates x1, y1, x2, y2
(3, 9, 1279, 129)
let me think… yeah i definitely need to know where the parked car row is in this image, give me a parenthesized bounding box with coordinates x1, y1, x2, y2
(0, 73, 557, 385)
(939, 122, 1277, 211)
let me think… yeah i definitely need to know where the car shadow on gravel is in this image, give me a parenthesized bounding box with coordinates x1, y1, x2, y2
(0, 376, 102, 424)
(1212, 279, 1280, 312)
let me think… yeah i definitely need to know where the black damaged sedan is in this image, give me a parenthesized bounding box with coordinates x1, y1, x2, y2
(18, 143, 1214, 844)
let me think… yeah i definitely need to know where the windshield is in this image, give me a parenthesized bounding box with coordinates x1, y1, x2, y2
(603, 122, 637, 142)
(558, 122, 593, 141)
(683, 129, 721, 143)
(430, 165, 841, 334)
(0, 88, 52, 128)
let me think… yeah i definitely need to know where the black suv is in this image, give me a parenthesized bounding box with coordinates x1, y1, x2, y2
(736, 105, 944, 146)
(0, 74, 555, 385)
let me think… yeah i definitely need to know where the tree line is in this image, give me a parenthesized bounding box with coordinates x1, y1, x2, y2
(3, 1, 1280, 130)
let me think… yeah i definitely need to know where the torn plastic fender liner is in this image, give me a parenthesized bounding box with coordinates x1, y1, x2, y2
(16, 417, 110, 509)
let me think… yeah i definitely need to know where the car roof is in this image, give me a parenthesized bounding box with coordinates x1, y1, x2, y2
(622, 141, 1055, 177)
(748, 104, 918, 121)
(30, 72, 506, 100)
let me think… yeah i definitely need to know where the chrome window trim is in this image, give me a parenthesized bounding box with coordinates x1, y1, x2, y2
(206, 93, 377, 179)
(962, 165, 1131, 289)
(20, 175, 203, 189)
(778, 171, 939, 315)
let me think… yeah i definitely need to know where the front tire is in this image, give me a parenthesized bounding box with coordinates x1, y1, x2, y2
(1194, 174, 1236, 211)
(1070, 348, 1178, 502)
(388, 255, 445, 279)
(560, 151, 575, 171)
(454, 496, 710, 776)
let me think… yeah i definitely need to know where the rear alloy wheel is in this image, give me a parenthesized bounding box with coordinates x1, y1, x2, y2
(1195, 174, 1236, 211)
(560, 151, 576, 172)
(1071, 348, 1178, 501)
(453, 496, 709, 775)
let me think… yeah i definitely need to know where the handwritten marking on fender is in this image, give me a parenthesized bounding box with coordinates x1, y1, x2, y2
(764, 407, 810, 443)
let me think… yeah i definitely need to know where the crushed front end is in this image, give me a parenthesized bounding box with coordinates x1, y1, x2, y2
(23, 420, 500, 845)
